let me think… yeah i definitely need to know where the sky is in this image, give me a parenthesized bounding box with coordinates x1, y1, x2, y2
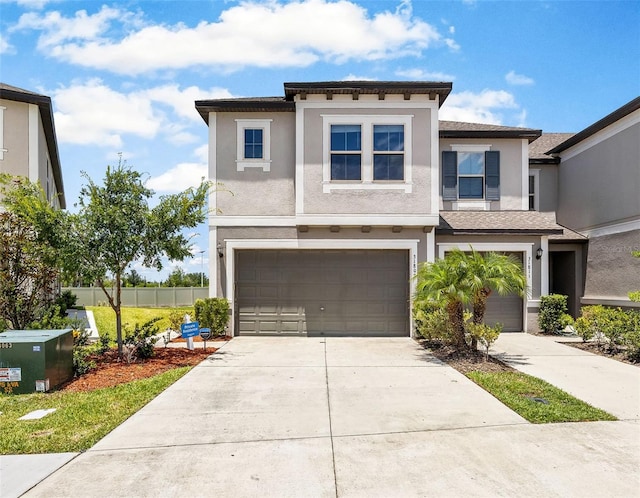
(1, 0, 638, 282)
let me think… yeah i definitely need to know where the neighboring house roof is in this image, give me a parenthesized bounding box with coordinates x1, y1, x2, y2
(0, 83, 66, 209)
(438, 210, 567, 236)
(439, 120, 542, 143)
(529, 133, 574, 164)
(547, 96, 640, 154)
(283, 81, 452, 106)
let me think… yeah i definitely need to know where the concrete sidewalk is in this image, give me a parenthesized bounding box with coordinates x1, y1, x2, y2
(4, 337, 640, 497)
(489, 333, 640, 420)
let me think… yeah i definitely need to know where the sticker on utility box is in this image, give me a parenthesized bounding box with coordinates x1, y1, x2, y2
(0, 368, 22, 382)
(33, 345, 41, 352)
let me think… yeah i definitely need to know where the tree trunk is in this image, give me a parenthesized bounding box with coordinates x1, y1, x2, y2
(471, 288, 492, 350)
(447, 300, 468, 350)
(115, 271, 123, 357)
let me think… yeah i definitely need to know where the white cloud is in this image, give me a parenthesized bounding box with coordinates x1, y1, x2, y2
(343, 74, 377, 81)
(440, 89, 520, 124)
(14, 0, 457, 75)
(50, 79, 231, 147)
(194, 144, 209, 163)
(0, 33, 14, 54)
(146, 162, 207, 193)
(505, 70, 535, 86)
(52, 79, 160, 147)
(12, 5, 125, 48)
(396, 68, 456, 81)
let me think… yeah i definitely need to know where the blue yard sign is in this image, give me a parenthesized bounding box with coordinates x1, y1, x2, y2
(180, 321, 200, 338)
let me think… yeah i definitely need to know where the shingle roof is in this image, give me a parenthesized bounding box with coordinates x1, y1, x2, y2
(0, 82, 66, 208)
(439, 120, 541, 142)
(529, 133, 574, 162)
(438, 211, 585, 240)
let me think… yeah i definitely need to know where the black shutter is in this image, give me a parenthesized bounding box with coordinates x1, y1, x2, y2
(485, 151, 500, 201)
(442, 151, 457, 201)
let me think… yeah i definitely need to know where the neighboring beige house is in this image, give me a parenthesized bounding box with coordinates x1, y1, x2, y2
(548, 97, 640, 310)
(196, 81, 578, 337)
(0, 83, 66, 209)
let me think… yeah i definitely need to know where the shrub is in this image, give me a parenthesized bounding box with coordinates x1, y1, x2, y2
(194, 298, 230, 336)
(538, 294, 569, 334)
(167, 309, 187, 332)
(123, 317, 161, 362)
(413, 300, 455, 343)
(467, 322, 503, 360)
(628, 291, 640, 302)
(577, 305, 640, 360)
(73, 346, 96, 376)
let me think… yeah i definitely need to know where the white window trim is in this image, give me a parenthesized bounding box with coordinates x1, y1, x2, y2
(322, 114, 413, 193)
(0, 106, 6, 160)
(529, 169, 540, 211)
(235, 119, 272, 171)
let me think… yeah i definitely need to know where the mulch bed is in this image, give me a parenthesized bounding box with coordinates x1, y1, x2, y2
(58, 347, 216, 393)
(563, 340, 638, 366)
(420, 340, 515, 375)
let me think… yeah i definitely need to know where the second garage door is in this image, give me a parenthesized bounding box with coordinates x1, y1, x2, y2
(236, 249, 409, 336)
(483, 252, 524, 332)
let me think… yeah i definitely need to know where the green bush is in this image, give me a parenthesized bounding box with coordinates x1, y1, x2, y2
(628, 291, 640, 302)
(538, 294, 569, 334)
(194, 298, 230, 336)
(467, 322, 502, 360)
(73, 346, 96, 376)
(123, 317, 161, 361)
(413, 300, 455, 343)
(576, 305, 640, 360)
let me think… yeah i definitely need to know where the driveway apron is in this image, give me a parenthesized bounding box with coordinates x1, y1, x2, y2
(21, 337, 640, 498)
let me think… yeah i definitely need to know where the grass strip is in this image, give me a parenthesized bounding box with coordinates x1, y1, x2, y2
(87, 306, 193, 340)
(0, 367, 190, 455)
(467, 371, 617, 424)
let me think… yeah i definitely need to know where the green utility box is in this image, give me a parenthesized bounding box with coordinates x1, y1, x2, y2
(0, 329, 74, 395)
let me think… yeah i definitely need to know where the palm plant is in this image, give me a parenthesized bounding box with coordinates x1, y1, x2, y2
(414, 249, 473, 348)
(466, 249, 527, 325)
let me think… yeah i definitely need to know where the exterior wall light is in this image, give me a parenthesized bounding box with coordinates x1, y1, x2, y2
(536, 247, 543, 260)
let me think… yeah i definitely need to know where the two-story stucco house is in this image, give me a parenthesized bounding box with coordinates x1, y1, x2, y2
(196, 81, 574, 337)
(548, 97, 640, 310)
(0, 83, 66, 209)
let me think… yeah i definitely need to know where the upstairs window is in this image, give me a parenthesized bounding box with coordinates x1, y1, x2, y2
(330, 124, 361, 180)
(244, 129, 263, 159)
(322, 114, 413, 192)
(442, 149, 500, 201)
(373, 125, 404, 181)
(236, 119, 272, 171)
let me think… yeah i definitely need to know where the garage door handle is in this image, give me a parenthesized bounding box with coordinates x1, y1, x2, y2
(320, 306, 325, 311)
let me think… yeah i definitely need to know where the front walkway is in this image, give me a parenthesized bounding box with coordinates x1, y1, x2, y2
(12, 338, 640, 497)
(489, 333, 640, 420)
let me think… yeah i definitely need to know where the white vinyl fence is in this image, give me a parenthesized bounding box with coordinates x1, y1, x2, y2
(63, 287, 209, 308)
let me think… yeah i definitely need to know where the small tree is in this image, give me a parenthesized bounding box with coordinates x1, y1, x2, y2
(69, 160, 210, 356)
(0, 212, 59, 329)
(0, 175, 68, 329)
(467, 322, 503, 361)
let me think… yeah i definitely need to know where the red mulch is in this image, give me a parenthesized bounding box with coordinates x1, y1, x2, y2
(58, 347, 216, 393)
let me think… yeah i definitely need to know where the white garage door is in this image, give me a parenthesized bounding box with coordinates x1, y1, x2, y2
(236, 249, 409, 336)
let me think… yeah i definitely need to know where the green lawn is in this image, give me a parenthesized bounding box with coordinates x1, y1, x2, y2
(87, 306, 193, 340)
(0, 367, 191, 455)
(467, 371, 617, 423)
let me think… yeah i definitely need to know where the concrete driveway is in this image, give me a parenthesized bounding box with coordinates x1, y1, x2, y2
(22, 337, 640, 497)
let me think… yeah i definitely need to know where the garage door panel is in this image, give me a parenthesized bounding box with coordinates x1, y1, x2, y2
(236, 249, 409, 336)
